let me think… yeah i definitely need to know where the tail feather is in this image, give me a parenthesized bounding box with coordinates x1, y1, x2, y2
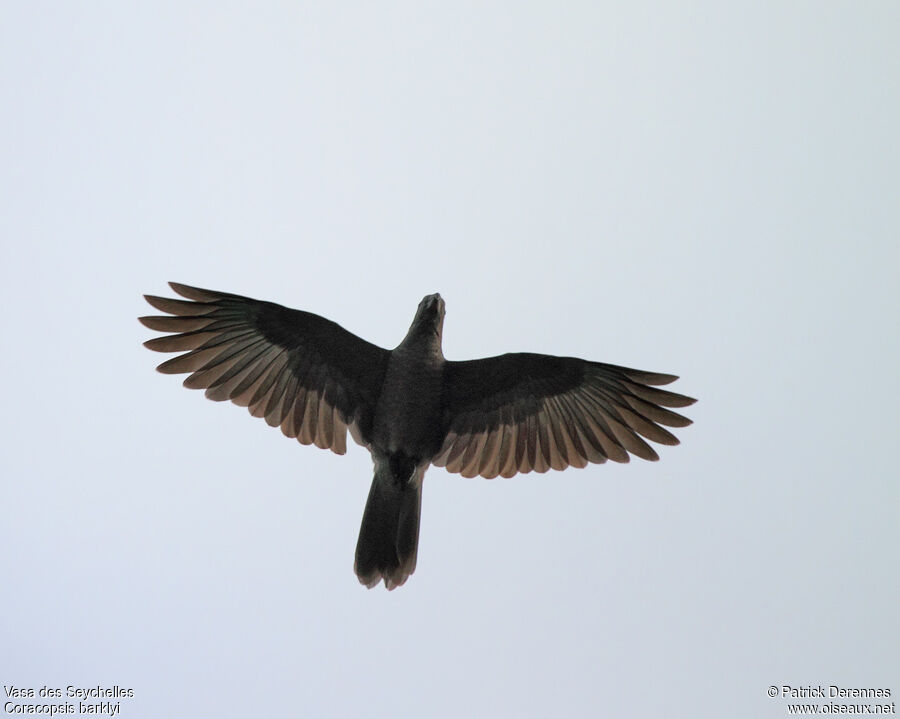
(354, 456, 423, 590)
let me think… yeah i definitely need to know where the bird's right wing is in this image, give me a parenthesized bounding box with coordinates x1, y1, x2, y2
(437, 353, 695, 478)
(139, 283, 390, 454)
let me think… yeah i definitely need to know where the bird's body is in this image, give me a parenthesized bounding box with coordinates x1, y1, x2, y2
(140, 284, 695, 589)
(372, 299, 445, 458)
(357, 294, 446, 587)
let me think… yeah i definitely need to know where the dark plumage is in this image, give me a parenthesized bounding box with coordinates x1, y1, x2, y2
(140, 283, 696, 589)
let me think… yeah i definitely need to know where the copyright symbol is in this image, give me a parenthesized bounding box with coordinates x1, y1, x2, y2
(768, 686, 779, 698)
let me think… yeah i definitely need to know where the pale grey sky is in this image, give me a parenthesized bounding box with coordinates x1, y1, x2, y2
(1, 3, 898, 718)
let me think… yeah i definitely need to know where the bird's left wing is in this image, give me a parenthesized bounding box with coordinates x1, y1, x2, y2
(139, 283, 390, 454)
(436, 353, 695, 478)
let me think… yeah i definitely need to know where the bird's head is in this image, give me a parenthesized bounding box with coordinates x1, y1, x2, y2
(406, 293, 445, 345)
(419, 292, 445, 329)
(419, 292, 444, 315)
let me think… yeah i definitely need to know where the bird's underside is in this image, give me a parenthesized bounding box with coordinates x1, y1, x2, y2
(140, 283, 696, 590)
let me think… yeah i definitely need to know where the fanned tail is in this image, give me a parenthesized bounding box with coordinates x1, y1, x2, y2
(354, 454, 423, 590)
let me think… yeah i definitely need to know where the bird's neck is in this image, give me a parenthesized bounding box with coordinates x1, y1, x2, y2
(396, 326, 444, 361)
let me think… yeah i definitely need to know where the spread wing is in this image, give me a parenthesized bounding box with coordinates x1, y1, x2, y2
(139, 283, 389, 454)
(436, 354, 695, 478)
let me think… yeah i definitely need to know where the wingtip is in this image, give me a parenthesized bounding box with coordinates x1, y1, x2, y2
(141, 294, 164, 312)
(647, 372, 679, 386)
(143, 294, 171, 313)
(168, 281, 198, 298)
(621, 369, 680, 386)
(168, 282, 223, 301)
(138, 314, 176, 330)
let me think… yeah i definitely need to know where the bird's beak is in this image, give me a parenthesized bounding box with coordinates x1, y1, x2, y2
(425, 293, 444, 314)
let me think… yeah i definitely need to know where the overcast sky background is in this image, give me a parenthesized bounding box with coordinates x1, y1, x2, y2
(2, 3, 898, 718)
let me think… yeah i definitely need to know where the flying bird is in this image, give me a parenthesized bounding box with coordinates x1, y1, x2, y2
(140, 283, 695, 589)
